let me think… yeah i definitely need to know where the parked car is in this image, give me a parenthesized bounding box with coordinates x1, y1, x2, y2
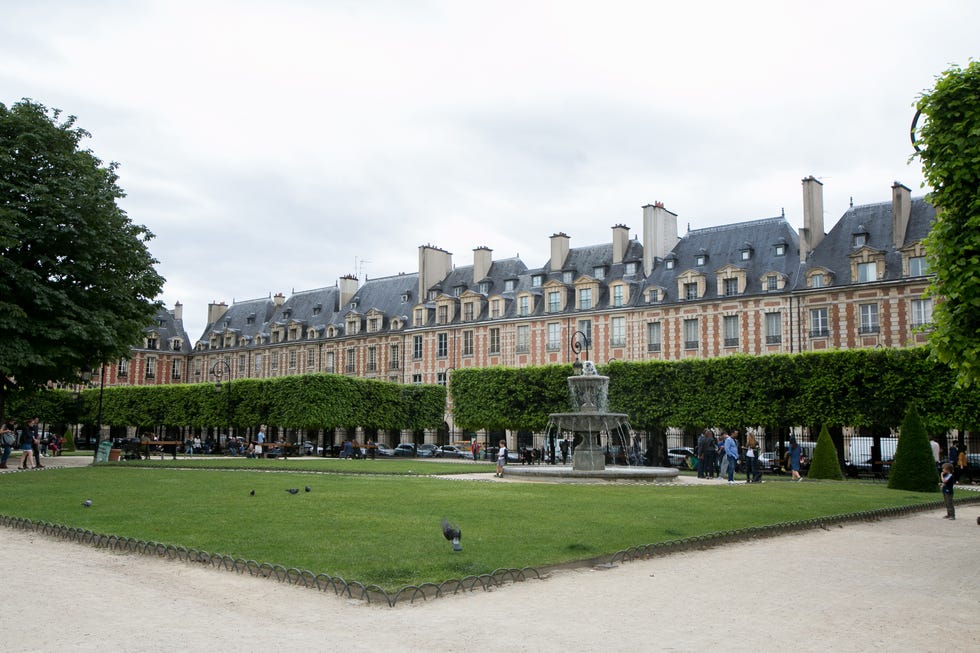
(667, 447, 696, 468)
(757, 452, 779, 471)
(434, 444, 467, 459)
(393, 443, 417, 457)
(417, 443, 438, 457)
(374, 442, 394, 456)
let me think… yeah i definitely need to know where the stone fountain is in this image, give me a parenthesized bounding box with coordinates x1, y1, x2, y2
(503, 361, 679, 482)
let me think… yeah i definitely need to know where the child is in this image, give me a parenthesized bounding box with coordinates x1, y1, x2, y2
(940, 462, 956, 520)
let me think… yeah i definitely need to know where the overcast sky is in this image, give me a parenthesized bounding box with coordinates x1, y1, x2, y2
(3, 0, 977, 342)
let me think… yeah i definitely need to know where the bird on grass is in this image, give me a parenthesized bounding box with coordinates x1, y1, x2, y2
(286, 488, 299, 494)
(82, 499, 92, 507)
(304, 486, 311, 492)
(441, 518, 462, 552)
(249, 490, 255, 496)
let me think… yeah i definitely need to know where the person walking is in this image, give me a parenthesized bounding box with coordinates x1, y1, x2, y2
(940, 462, 956, 519)
(718, 431, 730, 481)
(495, 439, 507, 478)
(23, 416, 42, 469)
(255, 425, 266, 459)
(0, 419, 16, 468)
(745, 432, 759, 483)
(18, 419, 36, 469)
(723, 431, 739, 484)
(789, 434, 803, 481)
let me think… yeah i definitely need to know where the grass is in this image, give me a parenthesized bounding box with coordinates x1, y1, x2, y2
(0, 465, 940, 591)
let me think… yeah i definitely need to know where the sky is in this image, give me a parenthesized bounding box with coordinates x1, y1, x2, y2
(2, 0, 977, 342)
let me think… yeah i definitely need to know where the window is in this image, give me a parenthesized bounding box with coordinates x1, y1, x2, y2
(611, 317, 626, 347)
(325, 351, 334, 373)
(413, 335, 423, 359)
(665, 259, 675, 270)
(810, 308, 829, 337)
(428, 290, 438, 300)
(857, 262, 876, 283)
(548, 290, 561, 313)
(171, 339, 182, 351)
(775, 244, 786, 256)
(306, 350, 314, 368)
(412, 374, 422, 385)
(171, 359, 182, 379)
(489, 328, 501, 354)
(368, 318, 379, 332)
(504, 279, 516, 292)
(345, 348, 355, 373)
(437, 372, 447, 386)
(546, 323, 561, 351)
(859, 303, 879, 334)
(491, 299, 501, 318)
(723, 315, 739, 347)
(438, 305, 448, 323)
(578, 287, 592, 310)
(577, 320, 592, 350)
(723, 278, 739, 296)
(909, 256, 929, 277)
(811, 273, 825, 288)
(625, 262, 637, 275)
(390, 344, 400, 370)
(648, 288, 659, 303)
(255, 354, 263, 373)
(612, 285, 624, 307)
(436, 333, 448, 358)
(414, 308, 425, 325)
(765, 312, 782, 344)
(695, 255, 706, 266)
(401, 293, 410, 303)
(463, 330, 474, 356)
(117, 360, 128, 377)
(367, 346, 378, 372)
(246, 315, 255, 325)
(740, 249, 752, 261)
(683, 319, 698, 350)
(516, 325, 530, 353)
(453, 286, 462, 297)
(146, 357, 156, 378)
(463, 302, 474, 321)
(766, 275, 778, 291)
(146, 337, 158, 350)
(593, 266, 605, 279)
(312, 306, 321, 316)
(519, 295, 530, 316)
(479, 281, 490, 294)
(853, 233, 867, 247)
(562, 271, 574, 283)
(531, 275, 543, 287)
(647, 322, 661, 352)
(288, 350, 297, 369)
(684, 282, 698, 300)
(911, 298, 933, 327)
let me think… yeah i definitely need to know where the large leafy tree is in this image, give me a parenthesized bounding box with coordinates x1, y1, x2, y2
(916, 61, 980, 386)
(0, 100, 164, 415)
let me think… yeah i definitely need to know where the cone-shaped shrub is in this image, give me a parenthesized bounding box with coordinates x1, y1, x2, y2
(888, 406, 939, 492)
(807, 424, 844, 480)
(61, 429, 77, 452)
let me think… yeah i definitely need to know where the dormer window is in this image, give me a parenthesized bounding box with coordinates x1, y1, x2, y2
(312, 306, 321, 316)
(479, 281, 490, 294)
(146, 337, 158, 350)
(453, 286, 463, 297)
(158, 319, 166, 327)
(504, 279, 516, 291)
(562, 271, 574, 284)
(648, 288, 659, 303)
(695, 254, 706, 266)
(282, 310, 291, 320)
(740, 247, 753, 261)
(401, 292, 410, 303)
(593, 266, 606, 280)
(811, 273, 825, 288)
(774, 244, 786, 256)
(428, 290, 438, 301)
(246, 315, 255, 325)
(350, 299, 358, 309)
(531, 275, 543, 287)
(170, 339, 181, 351)
(624, 262, 637, 275)
(665, 259, 676, 270)
(853, 229, 868, 248)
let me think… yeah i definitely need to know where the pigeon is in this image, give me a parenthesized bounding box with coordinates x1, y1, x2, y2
(286, 488, 299, 494)
(441, 518, 462, 552)
(82, 499, 92, 507)
(304, 486, 311, 492)
(249, 490, 255, 496)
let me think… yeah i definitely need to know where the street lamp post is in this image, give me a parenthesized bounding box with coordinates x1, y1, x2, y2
(570, 330, 591, 375)
(90, 364, 106, 462)
(211, 360, 232, 450)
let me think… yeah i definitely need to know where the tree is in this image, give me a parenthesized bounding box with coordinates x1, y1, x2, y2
(915, 62, 980, 387)
(887, 406, 939, 493)
(0, 99, 164, 416)
(807, 424, 844, 480)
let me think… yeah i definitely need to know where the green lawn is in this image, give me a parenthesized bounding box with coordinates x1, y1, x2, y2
(0, 465, 940, 591)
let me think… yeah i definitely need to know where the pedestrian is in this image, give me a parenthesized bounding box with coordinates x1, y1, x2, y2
(0, 419, 16, 468)
(471, 440, 480, 462)
(718, 431, 730, 480)
(18, 419, 36, 469)
(255, 425, 266, 459)
(495, 439, 507, 478)
(939, 462, 956, 519)
(23, 416, 43, 469)
(698, 429, 716, 479)
(723, 430, 739, 484)
(745, 432, 759, 483)
(929, 436, 941, 470)
(789, 434, 803, 481)
(560, 438, 570, 464)
(955, 446, 968, 483)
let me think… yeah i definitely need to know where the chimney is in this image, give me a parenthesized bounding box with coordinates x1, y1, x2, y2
(272, 292, 286, 308)
(172, 301, 183, 321)
(799, 176, 825, 261)
(473, 246, 492, 283)
(641, 202, 679, 275)
(338, 274, 358, 309)
(207, 301, 228, 326)
(418, 244, 453, 300)
(549, 233, 570, 272)
(892, 181, 911, 249)
(612, 224, 629, 264)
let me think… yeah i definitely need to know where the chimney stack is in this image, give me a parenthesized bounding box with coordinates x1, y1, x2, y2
(418, 245, 453, 300)
(473, 246, 492, 283)
(641, 202, 679, 275)
(207, 301, 228, 326)
(550, 233, 570, 272)
(799, 176, 825, 261)
(338, 274, 358, 309)
(172, 301, 183, 321)
(612, 224, 629, 264)
(272, 292, 286, 308)
(892, 181, 911, 249)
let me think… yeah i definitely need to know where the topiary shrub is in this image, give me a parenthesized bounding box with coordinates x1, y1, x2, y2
(807, 424, 844, 480)
(62, 429, 76, 453)
(888, 406, 939, 492)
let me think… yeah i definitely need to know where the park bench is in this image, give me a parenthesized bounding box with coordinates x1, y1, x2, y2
(140, 440, 181, 460)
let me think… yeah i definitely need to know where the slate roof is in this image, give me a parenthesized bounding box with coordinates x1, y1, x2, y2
(200, 296, 275, 345)
(800, 197, 936, 287)
(337, 273, 418, 325)
(140, 306, 192, 353)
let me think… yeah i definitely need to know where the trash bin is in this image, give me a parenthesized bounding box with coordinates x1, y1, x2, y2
(109, 448, 122, 462)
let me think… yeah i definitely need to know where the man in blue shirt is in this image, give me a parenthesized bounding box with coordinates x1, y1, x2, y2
(723, 431, 739, 484)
